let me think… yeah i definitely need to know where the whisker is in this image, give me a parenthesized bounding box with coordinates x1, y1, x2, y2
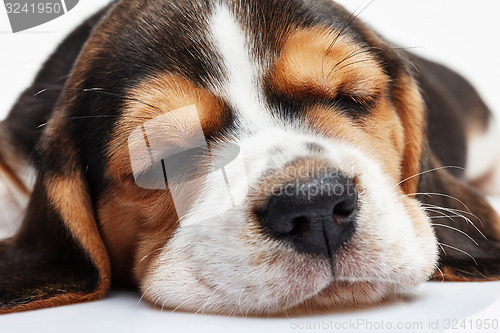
(37, 114, 152, 129)
(195, 284, 223, 315)
(139, 247, 165, 262)
(408, 192, 473, 214)
(33, 86, 161, 111)
(424, 203, 484, 228)
(328, 46, 382, 77)
(391, 46, 427, 51)
(408, 60, 419, 73)
(334, 276, 407, 286)
(33, 88, 50, 96)
(414, 191, 486, 230)
(438, 243, 478, 265)
(424, 207, 484, 239)
(431, 223, 478, 246)
(321, 0, 375, 77)
(396, 166, 465, 187)
(71, 87, 162, 111)
(336, 58, 373, 72)
(237, 288, 245, 316)
(171, 298, 191, 314)
(135, 285, 153, 308)
(434, 266, 445, 282)
(437, 242, 447, 256)
(422, 204, 487, 240)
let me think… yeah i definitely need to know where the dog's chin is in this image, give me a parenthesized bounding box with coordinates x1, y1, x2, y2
(142, 251, 431, 317)
(286, 280, 404, 315)
(172, 279, 402, 317)
(236, 276, 419, 316)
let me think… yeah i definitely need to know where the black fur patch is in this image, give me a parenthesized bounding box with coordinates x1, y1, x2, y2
(0, 181, 98, 310)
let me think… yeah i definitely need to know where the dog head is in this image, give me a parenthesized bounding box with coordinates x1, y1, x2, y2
(1, 0, 500, 315)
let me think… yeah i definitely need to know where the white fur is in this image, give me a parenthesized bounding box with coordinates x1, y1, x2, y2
(466, 118, 500, 180)
(0, 166, 34, 240)
(466, 118, 500, 194)
(209, 3, 275, 131)
(141, 3, 438, 314)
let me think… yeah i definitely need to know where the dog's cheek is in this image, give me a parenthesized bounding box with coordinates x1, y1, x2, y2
(97, 178, 183, 286)
(133, 206, 182, 285)
(97, 194, 143, 285)
(361, 103, 406, 183)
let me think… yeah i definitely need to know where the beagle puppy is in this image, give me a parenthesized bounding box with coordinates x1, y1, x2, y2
(1, 0, 500, 315)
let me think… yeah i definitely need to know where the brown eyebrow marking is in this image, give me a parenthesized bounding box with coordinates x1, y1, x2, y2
(107, 73, 227, 178)
(267, 27, 388, 102)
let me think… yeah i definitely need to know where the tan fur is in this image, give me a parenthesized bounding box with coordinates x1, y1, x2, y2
(45, 171, 111, 300)
(269, 28, 387, 100)
(390, 75, 427, 195)
(97, 183, 180, 284)
(268, 28, 408, 186)
(108, 74, 226, 177)
(0, 125, 31, 196)
(353, 22, 428, 196)
(103, 74, 226, 283)
(305, 104, 404, 182)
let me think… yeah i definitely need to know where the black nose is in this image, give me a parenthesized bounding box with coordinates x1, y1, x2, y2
(257, 173, 358, 257)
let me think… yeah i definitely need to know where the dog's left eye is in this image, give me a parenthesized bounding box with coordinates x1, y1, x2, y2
(324, 94, 375, 116)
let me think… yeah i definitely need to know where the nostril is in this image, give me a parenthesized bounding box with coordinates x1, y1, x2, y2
(257, 173, 358, 257)
(332, 195, 358, 222)
(288, 216, 310, 236)
(333, 184, 358, 223)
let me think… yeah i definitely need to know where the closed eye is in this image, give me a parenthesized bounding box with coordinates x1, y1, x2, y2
(323, 94, 377, 117)
(131, 146, 210, 190)
(131, 142, 241, 190)
(265, 89, 378, 121)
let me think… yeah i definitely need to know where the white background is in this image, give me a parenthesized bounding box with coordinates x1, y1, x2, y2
(2, 0, 500, 119)
(1, 1, 500, 332)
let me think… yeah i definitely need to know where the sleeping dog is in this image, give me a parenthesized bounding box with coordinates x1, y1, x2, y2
(1, 0, 500, 315)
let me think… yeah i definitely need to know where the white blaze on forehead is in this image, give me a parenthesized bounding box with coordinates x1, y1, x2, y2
(210, 3, 272, 129)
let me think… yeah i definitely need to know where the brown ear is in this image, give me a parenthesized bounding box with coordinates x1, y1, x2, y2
(391, 73, 427, 195)
(0, 138, 110, 313)
(352, 22, 427, 195)
(418, 150, 500, 281)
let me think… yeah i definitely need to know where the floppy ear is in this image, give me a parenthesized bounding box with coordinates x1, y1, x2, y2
(0, 136, 111, 313)
(348, 19, 427, 195)
(390, 71, 427, 195)
(417, 149, 500, 281)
